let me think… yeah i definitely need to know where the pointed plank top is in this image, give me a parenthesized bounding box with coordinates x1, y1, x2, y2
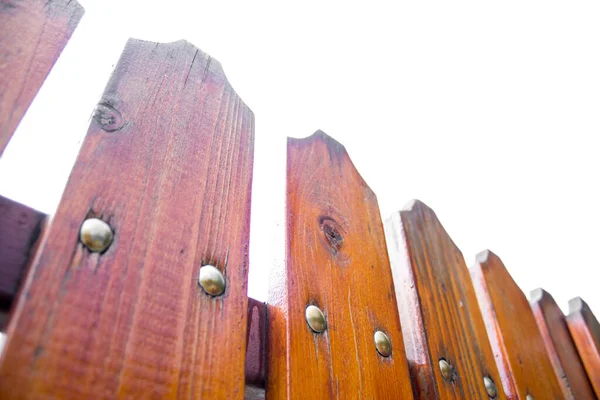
(566, 296, 600, 396)
(530, 288, 596, 398)
(268, 130, 413, 398)
(288, 130, 376, 199)
(386, 200, 504, 399)
(0, 38, 255, 399)
(471, 250, 563, 399)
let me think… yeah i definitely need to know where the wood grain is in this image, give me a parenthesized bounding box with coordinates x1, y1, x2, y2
(267, 131, 414, 399)
(0, 0, 84, 155)
(566, 297, 600, 397)
(0, 39, 255, 399)
(385, 200, 505, 399)
(530, 289, 595, 399)
(0, 195, 46, 313)
(470, 250, 563, 399)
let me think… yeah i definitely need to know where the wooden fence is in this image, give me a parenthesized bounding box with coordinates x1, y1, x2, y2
(1, 2, 599, 399)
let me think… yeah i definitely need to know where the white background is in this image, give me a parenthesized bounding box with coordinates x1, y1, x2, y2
(1, 0, 599, 314)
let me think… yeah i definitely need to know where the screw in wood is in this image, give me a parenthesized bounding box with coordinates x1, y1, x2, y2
(80, 218, 113, 253)
(483, 376, 497, 398)
(438, 358, 454, 382)
(374, 331, 392, 357)
(305, 305, 327, 333)
(198, 265, 226, 296)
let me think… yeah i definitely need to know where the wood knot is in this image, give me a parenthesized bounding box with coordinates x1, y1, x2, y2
(318, 216, 344, 254)
(93, 102, 124, 132)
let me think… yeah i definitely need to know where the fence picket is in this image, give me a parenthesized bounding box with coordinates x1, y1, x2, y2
(0, 39, 254, 399)
(267, 131, 414, 399)
(471, 250, 563, 399)
(530, 289, 595, 399)
(385, 200, 505, 399)
(566, 297, 600, 397)
(0, 0, 84, 155)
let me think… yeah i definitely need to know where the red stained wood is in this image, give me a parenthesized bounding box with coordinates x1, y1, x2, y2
(566, 297, 600, 397)
(0, 195, 46, 312)
(470, 251, 563, 399)
(0, 0, 84, 155)
(530, 289, 595, 399)
(267, 131, 414, 399)
(385, 200, 505, 399)
(0, 39, 255, 399)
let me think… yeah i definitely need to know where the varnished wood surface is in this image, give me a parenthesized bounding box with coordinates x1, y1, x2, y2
(470, 251, 563, 399)
(0, 39, 255, 399)
(267, 131, 414, 399)
(0, 0, 83, 155)
(530, 289, 595, 399)
(0, 195, 46, 312)
(385, 200, 505, 399)
(567, 297, 600, 397)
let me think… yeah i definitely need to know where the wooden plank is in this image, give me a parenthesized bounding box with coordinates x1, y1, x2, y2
(267, 131, 414, 399)
(0, 0, 84, 155)
(385, 200, 505, 399)
(0, 39, 255, 399)
(470, 250, 563, 399)
(530, 289, 595, 399)
(0, 195, 46, 312)
(566, 297, 600, 397)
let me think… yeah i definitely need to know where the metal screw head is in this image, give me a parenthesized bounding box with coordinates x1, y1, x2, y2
(374, 331, 392, 357)
(198, 265, 225, 296)
(439, 359, 453, 381)
(483, 376, 497, 398)
(80, 218, 113, 253)
(526, 395, 534, 400)
(305, 305, 327, 333)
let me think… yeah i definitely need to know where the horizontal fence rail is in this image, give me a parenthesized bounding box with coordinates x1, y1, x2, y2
(0, 15, 599, 398)
(0, 196, 46, 316)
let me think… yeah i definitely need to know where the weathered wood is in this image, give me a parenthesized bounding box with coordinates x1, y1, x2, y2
(0, 39, 255, 399)
(0, 0, 84, 155)
(385, 200, 505, 399)
(0, 195, 46, 312)
(267, 131, 414, 398)
(567, 297, 600, 397)
(470, 250, 563, 399)
(530, 289, 595, 399)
